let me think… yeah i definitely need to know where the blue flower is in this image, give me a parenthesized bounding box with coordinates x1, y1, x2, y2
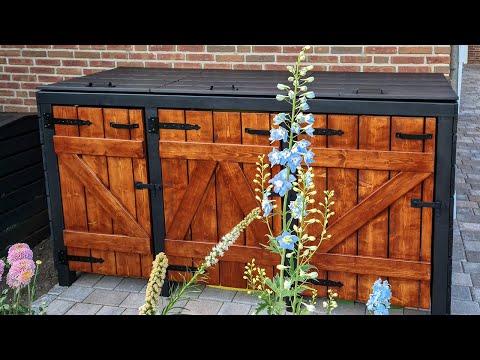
(261, 191, 274, 217)
(269, 169, 295, 197)
(299, 102, 310, 111)
(291, 122, 301, 134)
(286, 153, 303, 173)
(269, 126, 288, 143)
(303, 149, 315, 165)
(304, 125, 315, 137)
(305, 91, 315, 99)
(304, 113, 315, 125)
(295, 139, 311, 153)
(289, 194, 306, 220)
(276, 231, 299, 251)
(268, 149, 282, 166)
(366, 278, 392, 315)
(273, 113, 287, 125)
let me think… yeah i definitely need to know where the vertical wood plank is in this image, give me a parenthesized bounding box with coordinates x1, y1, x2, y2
(78, 107, 116, 275)
(186, 110, 219, 285)
(357, 116, 390, 302)
(159, 109, 192, 282)
(129, 109, 153, 278)
(241, 113, 274, 280)
(420, 117, 436, 309)
(53, 106, 91, 272)
(214, 112, 246, 287)
(390, 117, 424, 308)
(300, 114, 328, 298)
(103, 108, 141, 277)
(327, 114, 358, 300)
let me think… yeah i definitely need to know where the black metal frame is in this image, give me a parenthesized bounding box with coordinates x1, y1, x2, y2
(37, 89, 458, 315)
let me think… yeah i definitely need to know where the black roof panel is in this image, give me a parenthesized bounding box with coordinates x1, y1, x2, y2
(38, 67, 458, 102)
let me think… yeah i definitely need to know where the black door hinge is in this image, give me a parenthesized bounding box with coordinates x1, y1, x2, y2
(110, 122, 139, 129)
(411, 198, 444, 216)
(44, 113, 92, 129)
(245, 128, 343, 136)
(396, 132, 432, 140)
(147, 117, 200, 134)
(135, 181, 162, 197)
(57, 250, 104, 265)
(306, 278, 343, 288)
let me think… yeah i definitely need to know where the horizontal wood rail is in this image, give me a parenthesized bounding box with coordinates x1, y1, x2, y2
(164, 239, 430, 281)
(159, 141, 275, 164)
(64, 230, 151, 254)
(311, 148, 434, 172)
(54, 136, 145, 158)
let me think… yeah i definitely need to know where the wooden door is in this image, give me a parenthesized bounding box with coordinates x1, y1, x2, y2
(160, 111, 436, 308)
(53, 106, 152, 278)
(160, 110, 281, 287)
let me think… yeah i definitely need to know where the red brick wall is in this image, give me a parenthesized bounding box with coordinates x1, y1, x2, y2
(0, 45, 451, 112)
(468, 45, 480, 64)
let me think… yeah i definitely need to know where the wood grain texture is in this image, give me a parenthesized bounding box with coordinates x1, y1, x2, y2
(165, 239, 430, 280)
(326, 115, 359, 300)
(318, 171, 430, 253)
(310, 148, 434, 172)
(389, 117, 425, 308)
(357, 116, 390, 302)
(214, 112, 246, 287)
(158, 109, 192, 282)
(186, 111, 219, 285)
(420, 117, 436, 309)
(159, 141, 274, 164)
(129, 109, 153, 278)
(60, 153, 148, 239)
(299, 114, 328, 297)
(241, 112, 274, 280)
(54, 136, 145, 158)
(53, 106, 91, 272)
(103, 108, 141, 277)
(64, 230, 151, 254)
(77, 107, 116, 275)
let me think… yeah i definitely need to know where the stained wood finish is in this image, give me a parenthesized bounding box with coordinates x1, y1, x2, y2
(357, 116, 390, 302)
(214, 112, 247, 287)
(326, 115, 359, 300)
(53, 106, 151, 278)
(129, 109, 153, 277)
(159, 141, 274, 164)
(389, 117, 425, 308)
(53, 136, 145, 158)
(241, 113, 275, 281)
(53, 106, 91, 272)
(159, 109, 192, 282)
(64, 230, 151, 254)
(420, 117, 436, 309)
(299, 114, 328, 297)
(165, 239, 430, 281)
(77, 107, 115, 275)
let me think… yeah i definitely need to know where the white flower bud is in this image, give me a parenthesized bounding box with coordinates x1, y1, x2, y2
(276, 94, 287, 101)
(304, 303, 315, 312)
(303, 45, 311, 51)
(277, 83, 290, 91)
(286, 65, 294, 73)
(288, 90, 295, 99)
(304, 77, 314, 83)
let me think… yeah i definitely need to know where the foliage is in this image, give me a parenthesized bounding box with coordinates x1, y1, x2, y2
(140, 208, 260, 315)
(244, 46, 337, 315)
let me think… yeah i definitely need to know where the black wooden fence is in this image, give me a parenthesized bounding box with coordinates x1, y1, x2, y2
(0, 113, 49, 255)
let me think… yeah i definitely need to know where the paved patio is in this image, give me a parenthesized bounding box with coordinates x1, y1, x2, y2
(450, 64, 480, 314)
(35, 65, 480, 315)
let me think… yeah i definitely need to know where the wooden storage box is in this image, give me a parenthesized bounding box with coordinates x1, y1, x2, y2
(36, 68, 458, 314)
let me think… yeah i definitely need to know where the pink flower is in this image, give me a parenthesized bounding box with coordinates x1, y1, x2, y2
(0, 259, 4, 282)
(7, 243, 33, 265)
(6, 259, 36, 289)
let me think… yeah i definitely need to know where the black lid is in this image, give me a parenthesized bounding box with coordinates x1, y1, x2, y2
(38, 67, 458, 102)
